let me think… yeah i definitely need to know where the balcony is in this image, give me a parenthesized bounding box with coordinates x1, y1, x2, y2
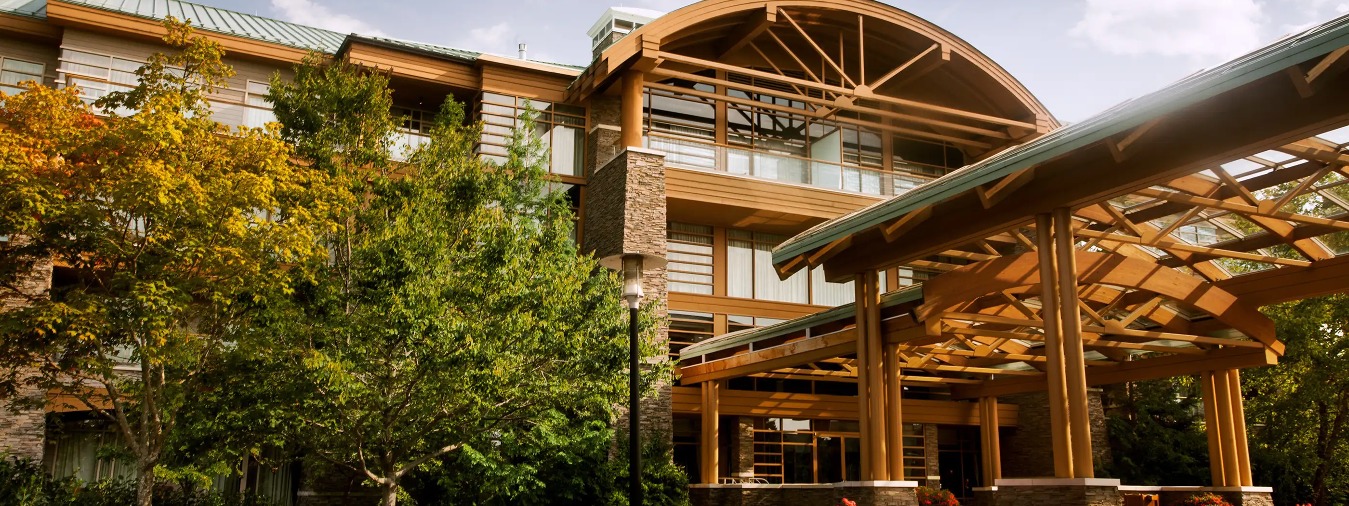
(646, 133, 936, 199)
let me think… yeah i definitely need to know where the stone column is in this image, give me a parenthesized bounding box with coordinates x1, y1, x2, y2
(0, 249, 53, 460)
(582, 147, 671, 439)
(735, 417, 755, 479)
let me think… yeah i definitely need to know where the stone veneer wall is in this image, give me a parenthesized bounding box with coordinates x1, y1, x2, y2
(923, 424, 940, 487)
(0, 248, 53, 459)
(691, 484, 918, 506)
(985, 484, 1121, 506)
(582, 148, 672, 439)
(735, 417, 755, 478)
(1001, 390, 1109, 477)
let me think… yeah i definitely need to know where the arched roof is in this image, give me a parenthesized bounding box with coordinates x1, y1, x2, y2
(578, 0, 1058, 137)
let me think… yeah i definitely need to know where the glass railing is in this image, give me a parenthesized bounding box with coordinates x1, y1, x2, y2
(646, 133, 933, 198)
(390, 130, 432, 162)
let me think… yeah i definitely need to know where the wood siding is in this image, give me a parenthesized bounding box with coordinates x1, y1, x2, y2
(666, 167, 883, 225)
(480, 62, 572, 103)
(345, 42, 479, 91)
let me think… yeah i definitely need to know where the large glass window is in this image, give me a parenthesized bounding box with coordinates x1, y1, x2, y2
(669, 310, 714, 359)
(668, 223, 714, 294)
(58, 49, 139, 103)
(726, 229, 867, 305)
(0, 57, 44, 95)
(728, 229, 808, 304)
(477, 92, 585, 176)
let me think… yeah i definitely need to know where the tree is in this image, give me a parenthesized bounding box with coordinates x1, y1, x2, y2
(1245, 294, 1349, 506)
(247, 57, 648, 505)
(0, 19, 338, 506)
(1103, 377, 1211, 486)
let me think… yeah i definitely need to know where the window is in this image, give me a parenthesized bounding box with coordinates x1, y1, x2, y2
(669, 311, 714, 359)
(477, 92, 585, 176)
(668, 223, 713, 294)
(726, 315, 785, 333)
(898, 267, 934, 287)
(0, 57, 44, 95)
(728, 229, 808, 303)
(727, 228, 869, 305)
(243, 81, 275, 127)
(58, 49, 139, 103)
(391, 106, 434, 161)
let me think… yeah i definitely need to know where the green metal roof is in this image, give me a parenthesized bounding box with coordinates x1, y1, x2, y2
(772, 12, 1349, 270)
(0, 0, 45, 18)
(679, 285, 924, 360)
(1, 1, 578, 70)
(58, 0, 348, 51)
(346, 35, 481, 63)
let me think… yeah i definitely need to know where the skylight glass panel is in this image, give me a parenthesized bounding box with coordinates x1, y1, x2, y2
(1252, 150, 1297, 164)
(1316, 125, 1349, 144)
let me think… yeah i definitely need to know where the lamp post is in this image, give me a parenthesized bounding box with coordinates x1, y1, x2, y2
(600, 252, 664, 506)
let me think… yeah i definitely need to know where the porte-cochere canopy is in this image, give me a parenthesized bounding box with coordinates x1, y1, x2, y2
(679, 10, 1349, 487)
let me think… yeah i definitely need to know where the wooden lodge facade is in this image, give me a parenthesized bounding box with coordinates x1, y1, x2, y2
(3, 0, 1349, 504)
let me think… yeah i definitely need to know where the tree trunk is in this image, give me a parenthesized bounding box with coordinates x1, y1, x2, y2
(381, 480, 399, 506)
(136, 465, 155, 506)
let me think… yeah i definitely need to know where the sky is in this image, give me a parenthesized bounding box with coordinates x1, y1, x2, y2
(213, 0, 1349, 123)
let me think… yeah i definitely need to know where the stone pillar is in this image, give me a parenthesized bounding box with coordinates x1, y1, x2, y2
(735, 417, 755, 479)
(923, 424, 941, 488)
(582, 148, 670, 439)
(0, 248, 53, 460)
(585, 96, 622, 178)
(1000, 392, 1054, 478)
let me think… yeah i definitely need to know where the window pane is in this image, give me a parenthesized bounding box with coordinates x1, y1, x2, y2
(2, 58, 42, 75)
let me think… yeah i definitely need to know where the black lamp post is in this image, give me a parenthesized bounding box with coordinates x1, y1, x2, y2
(601, 252, 663, 506)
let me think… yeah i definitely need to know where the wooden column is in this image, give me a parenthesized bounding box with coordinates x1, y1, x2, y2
(620, 70, 645, 148)
(885, 342, 904, 480)
(980, 397, 1002, 485)
(1215, 371, 1242, 487)
(1227, 369, 1253, 486)
(700, 380, 720, 484)
(1201, 371, 1227, 486)
(1035, 212, 1074, 478)
(1053, 207, 1095, 478)
(862, 271, 889, 479)
(854, 274, 873, 480)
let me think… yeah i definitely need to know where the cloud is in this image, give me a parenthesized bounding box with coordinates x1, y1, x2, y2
(458, 22, 517, 56)
(270, 0, 386, 36)
(1070, 0, 1263, 60)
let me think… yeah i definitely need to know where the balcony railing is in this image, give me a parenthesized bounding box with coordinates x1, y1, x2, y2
(645, 133, 934, 198)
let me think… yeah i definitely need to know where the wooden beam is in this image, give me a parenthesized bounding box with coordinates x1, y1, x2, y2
(700, 380, 720, 484)
(1074, 228, 1312, 267)
(952, 347, 1277, 398)
(679, 330, 857, 385)
(652, 51, 1037, 130)
(1134, 187, 1349, 232)
(717, 7, 778, 58)
(867, 43, 938, 91)
(976, 168, 1036, 209)
(778, 9, 857, 88)
(883, 206, 934, 242)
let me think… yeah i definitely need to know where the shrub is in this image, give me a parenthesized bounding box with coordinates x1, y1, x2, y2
(1180, 493, 1232, 506)
(916, 485, 960, 506)
(0, 456, 270, 506)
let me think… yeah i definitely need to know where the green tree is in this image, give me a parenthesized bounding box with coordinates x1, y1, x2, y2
(1246, 294, 1349, 506)
(0, 19, 338, 506)
(1103, 377, 1211, 486)
(250, 57, 647, 505)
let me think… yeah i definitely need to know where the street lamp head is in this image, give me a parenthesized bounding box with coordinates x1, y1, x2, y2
(623, 255, 644, 309)
(599, 252, 666, 310)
